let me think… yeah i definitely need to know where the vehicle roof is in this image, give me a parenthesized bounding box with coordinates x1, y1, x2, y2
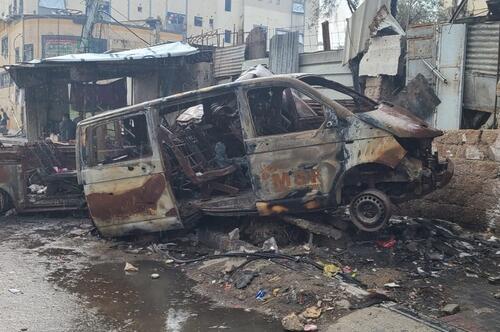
(77, 74, 317, 127)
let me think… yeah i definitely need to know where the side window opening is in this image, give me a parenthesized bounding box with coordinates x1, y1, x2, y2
(84, 114, 151, 167)
(157, 92, 251, 199)
(247, 86, 326, 137)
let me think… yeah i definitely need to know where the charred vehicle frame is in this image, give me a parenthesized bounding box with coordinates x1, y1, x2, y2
(76, 75, 453, 237)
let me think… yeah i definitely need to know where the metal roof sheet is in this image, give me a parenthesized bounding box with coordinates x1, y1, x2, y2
(29, 42, 198, 64)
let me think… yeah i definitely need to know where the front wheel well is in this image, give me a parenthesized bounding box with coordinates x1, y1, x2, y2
(336, 163, 410, 205)
(0, 188, 13, 213)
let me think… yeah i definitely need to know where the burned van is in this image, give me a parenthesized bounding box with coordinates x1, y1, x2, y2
(76, 75, 453, 237)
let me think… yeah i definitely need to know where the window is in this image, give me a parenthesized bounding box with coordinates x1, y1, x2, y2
(292, 0, 305, 14)
(99, 0, 112, 21)
(1, 37, 8, 58)
(209, 18, 214, 28)
(225, 0, 232, 12)
(166, 12, 186, 34)
(0, 72, 12, 89)
(23, 44, 33, 62)
(15, 47, 20, 63)
(84, 114, 152, 167)
(194, 16, 203, 27)
(224, 30, 231, 43)
(38, 0, 65, 14)
(247, 86, 326, 137)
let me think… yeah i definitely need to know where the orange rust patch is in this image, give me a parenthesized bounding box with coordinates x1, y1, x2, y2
(304, 200, 321, 210)
(86, 173, 166, 221)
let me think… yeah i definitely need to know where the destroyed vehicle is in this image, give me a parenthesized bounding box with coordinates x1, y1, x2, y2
(0, 143, 84, 213)
(76, 75, 453, 237)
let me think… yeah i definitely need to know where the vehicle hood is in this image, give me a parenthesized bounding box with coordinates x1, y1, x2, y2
(356, 102, 443, 138)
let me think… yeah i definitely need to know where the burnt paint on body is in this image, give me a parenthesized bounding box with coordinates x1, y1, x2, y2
(86, 173, 166, 221)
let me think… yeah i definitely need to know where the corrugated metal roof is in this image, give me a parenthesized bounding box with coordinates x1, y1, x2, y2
(465, 22, 500, 76)
(213, 45, 246, 79)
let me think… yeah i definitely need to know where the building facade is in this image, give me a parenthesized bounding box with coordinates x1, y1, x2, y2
(0, 0, 318, 135)
(443, 0, 489, 16)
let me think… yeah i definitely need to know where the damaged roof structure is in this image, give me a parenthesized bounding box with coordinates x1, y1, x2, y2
(4, 42, 209, 143)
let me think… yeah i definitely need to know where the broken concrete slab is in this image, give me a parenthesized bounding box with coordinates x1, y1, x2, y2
(441, 303, 460, 316)
(326, 307, 439, 332)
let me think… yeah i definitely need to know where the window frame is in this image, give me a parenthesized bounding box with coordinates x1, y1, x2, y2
(83, 112, 153, 168)
(244, 83, 330, 139)
(194, 16, 203, 27)
(224, 30, 232, 43)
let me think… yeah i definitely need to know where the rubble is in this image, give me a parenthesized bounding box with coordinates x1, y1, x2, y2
(300, 306, 322, 319)
(281, 313, 304, 331)
(124, 262, 139, 272)
(441, 304, 460, 316)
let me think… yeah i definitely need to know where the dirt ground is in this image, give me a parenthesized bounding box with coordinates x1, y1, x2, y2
(0, 213, 499, 332)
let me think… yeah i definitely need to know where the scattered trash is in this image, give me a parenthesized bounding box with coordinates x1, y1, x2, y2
(465, 272, 479, 278)
(228, 228, 240, 241)
(301, 306, 322, 319)
(384, 282, 401, 288)
(377, 238, 396, 249)
(342, 266, 353, 274)
(151, 273, 160, 279)
(8, 288, 22, 295)
(336, 299, 351, 309)
(441, 303, 460, 316)
(304, 324, 318, 331)
(487, 236, 498, 242)
(487, 276, 500, 285)
(5, 209, 16, 217)
(165, 259, 174, 264)
(281, 313, 304, 331)
(323, 264, 341, 278)
(255, 289, 267, 301)
(235, 271, 258, 289)
(262, 237, 278, 252)
(28, 184, 47, 195)
(124, 262, 139, 272)
(494, 292, 500, 299)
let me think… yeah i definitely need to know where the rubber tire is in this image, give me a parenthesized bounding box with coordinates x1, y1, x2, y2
(0, 189, 12, 214)
(349, 189, 392, 232)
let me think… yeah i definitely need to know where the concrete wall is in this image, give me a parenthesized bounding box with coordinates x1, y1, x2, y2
(401, 130, 500, 231)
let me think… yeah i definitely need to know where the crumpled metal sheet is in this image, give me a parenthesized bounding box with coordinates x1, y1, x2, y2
(359, 35, 402, 77)
(343, 0, 391, 64)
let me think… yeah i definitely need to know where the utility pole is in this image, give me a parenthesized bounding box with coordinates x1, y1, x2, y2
(80, 0, 103, 53)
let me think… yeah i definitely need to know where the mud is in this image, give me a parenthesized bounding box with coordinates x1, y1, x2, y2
(0, 215, 281, 331)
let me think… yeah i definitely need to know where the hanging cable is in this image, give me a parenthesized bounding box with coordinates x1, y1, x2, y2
(98, 10, 151, 46)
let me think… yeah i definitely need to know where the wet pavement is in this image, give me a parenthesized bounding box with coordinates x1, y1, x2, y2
(0, 215, 281, 332)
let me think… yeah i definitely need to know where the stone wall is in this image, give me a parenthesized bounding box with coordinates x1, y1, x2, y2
(401, 130, 500, 231)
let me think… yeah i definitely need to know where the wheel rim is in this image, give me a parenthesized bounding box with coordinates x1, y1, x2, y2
(350, 190, 391, 231)
(355, 195, 385, 225)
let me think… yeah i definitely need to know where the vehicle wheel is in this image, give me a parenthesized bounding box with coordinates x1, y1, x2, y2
(349, 189, 392, 232)
(0, 189, 12, 214)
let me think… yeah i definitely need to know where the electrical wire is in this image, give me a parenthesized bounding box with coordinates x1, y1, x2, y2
(98, 10, 151, 46)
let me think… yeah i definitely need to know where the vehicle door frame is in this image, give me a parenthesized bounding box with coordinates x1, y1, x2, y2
(236, 79, 348, 215)
(77, 107, 183, 237)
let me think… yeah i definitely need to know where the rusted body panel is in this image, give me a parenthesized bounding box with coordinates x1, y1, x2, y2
(77, 112, 183, 237)
(77, 74, 453, 236)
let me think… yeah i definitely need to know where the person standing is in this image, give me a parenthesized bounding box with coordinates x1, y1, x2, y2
(0, 108, 9, 135)
(59, 114, 76, 142)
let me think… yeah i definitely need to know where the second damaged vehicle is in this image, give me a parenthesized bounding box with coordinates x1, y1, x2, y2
(76, 74, 453, 237)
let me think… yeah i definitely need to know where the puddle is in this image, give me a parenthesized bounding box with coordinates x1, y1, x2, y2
(56, 261, 281, 331)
